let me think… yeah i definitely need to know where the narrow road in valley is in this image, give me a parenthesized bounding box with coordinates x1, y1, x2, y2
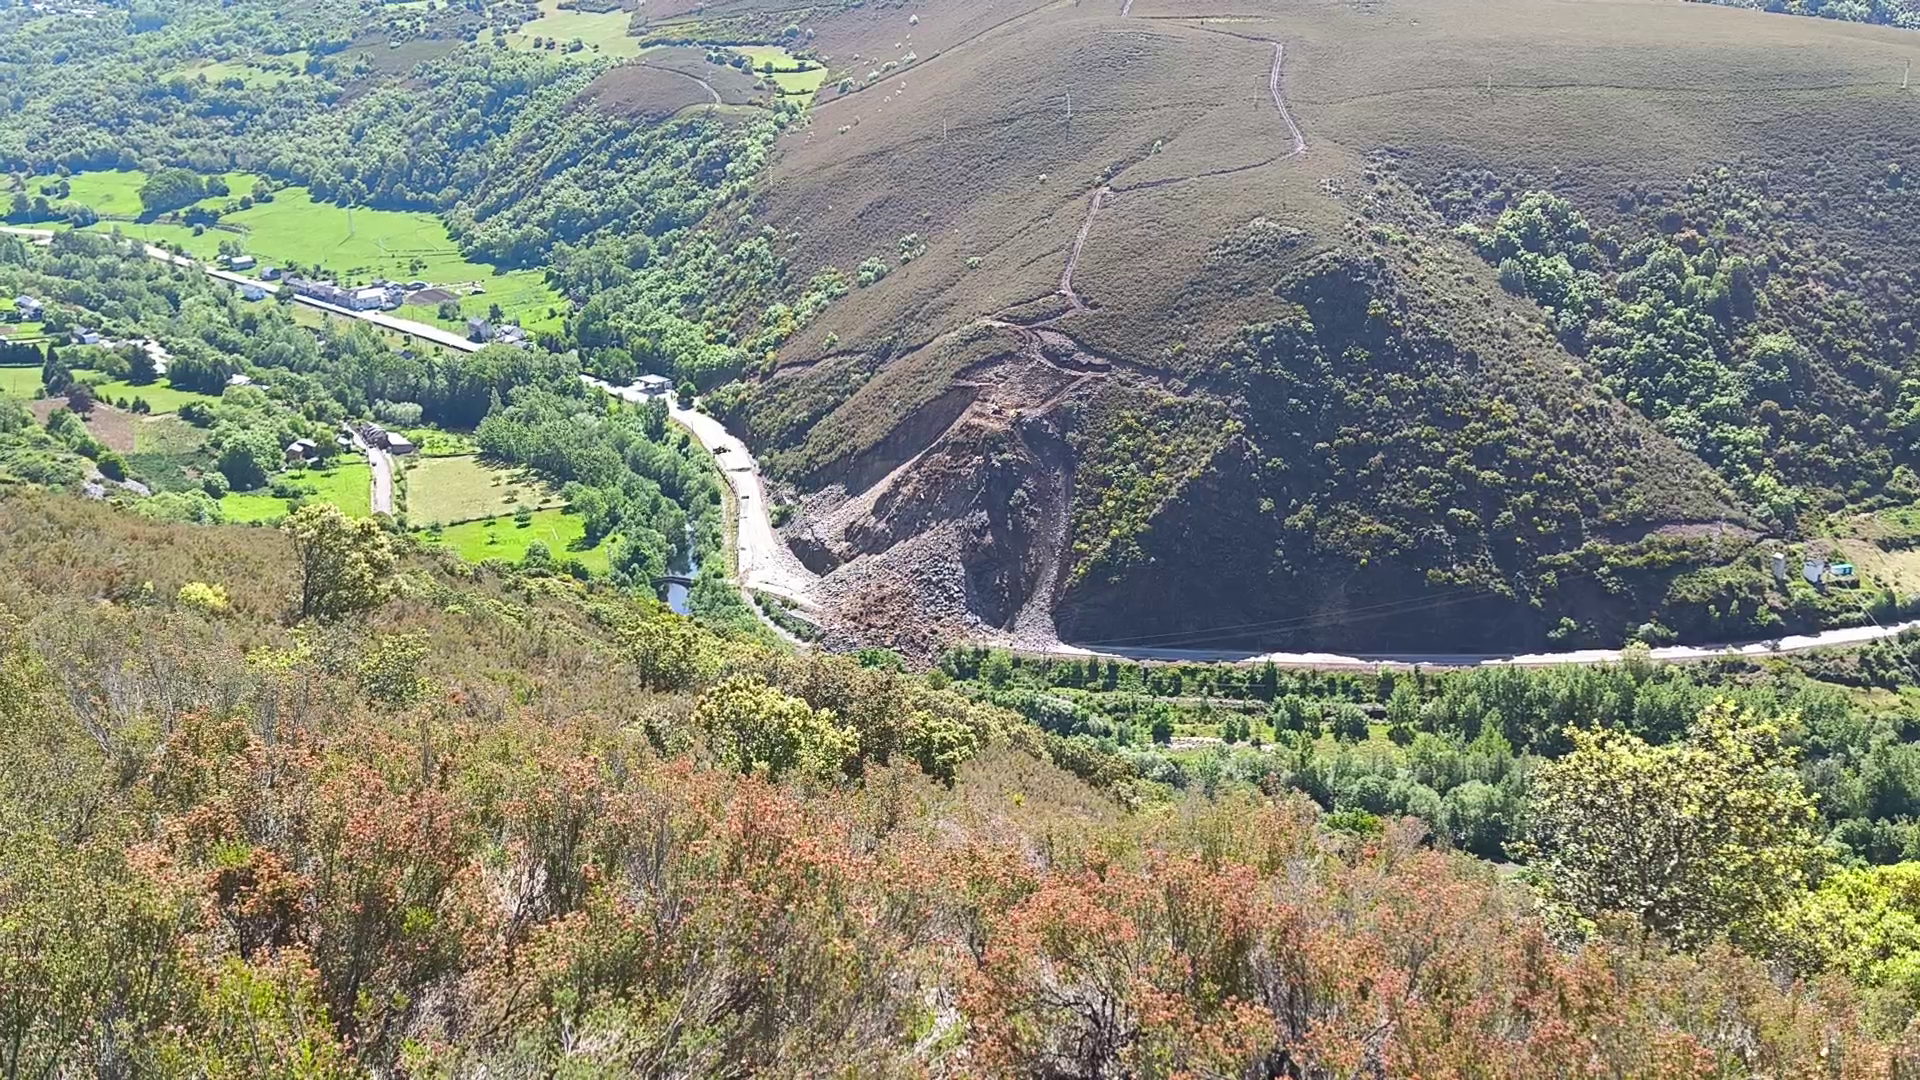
(195, 260, 484, 353)
(350, 428, 396, 516)
(1033, 619, 1920, 669)
(581, 376, 819, 608)
(577, 387, 1920, 668)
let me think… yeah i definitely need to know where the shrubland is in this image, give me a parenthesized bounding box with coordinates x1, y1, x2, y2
(0, 492, 1912, 1074)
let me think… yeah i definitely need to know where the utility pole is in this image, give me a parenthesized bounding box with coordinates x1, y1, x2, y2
(1066, 89, 1073, 124)
(1905, 59, 1912, 90)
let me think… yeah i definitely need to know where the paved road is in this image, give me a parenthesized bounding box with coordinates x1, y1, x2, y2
(581, 376, 819, 607)
(347, 428, 395, 515)
(1031, 618, 1920, 669)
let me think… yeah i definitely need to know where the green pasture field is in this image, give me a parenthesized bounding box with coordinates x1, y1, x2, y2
(735, 46, 827, 100)
(77, 179, 563, 333)
(0, 365, 42, 398)
(31, 169, 260, 219)
(126, 414, 211, 493)
(221, 462, 373, 522)
(219, 493, 292, 524)
(132, 415, 205, 456)
(405, 454, 559, 526)
(508, 0, 644, 56)
(79, 374, 219, 414)
(183, 58, 304, 87)
(399, 428, 480, 458)
(427, 507, 609, 572)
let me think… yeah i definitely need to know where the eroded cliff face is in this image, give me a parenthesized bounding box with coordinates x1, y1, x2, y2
(772, 239, 1744, 656)
(774, 321, 1120, 654)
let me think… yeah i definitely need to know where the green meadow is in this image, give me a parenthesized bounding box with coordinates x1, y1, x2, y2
(0, 365, 42, 398)
(405, 454, 558, 527)
(221, 462, 373, 523)
(507, 0, 644, 57)
(183, 57, 306, 88)
(80, 374, 219, 414)
(29, 169, 260, 219)
(62, 174, 563, 333)
(736, 46, 828, 102)
(427, 507, 610, 573)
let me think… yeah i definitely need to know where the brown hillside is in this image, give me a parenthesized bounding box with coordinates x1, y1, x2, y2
(708, 0, 1920, 653)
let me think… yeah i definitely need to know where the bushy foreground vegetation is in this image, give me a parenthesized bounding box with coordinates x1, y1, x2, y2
(0, 494, 1913, 1075)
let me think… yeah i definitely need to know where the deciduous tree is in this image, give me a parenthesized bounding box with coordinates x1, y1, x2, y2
(282, 504, 396, 622)
(1521, 699, 1820, 946)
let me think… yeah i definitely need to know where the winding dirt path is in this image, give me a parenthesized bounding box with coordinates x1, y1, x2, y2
(1055, 34, 1303, 306)
(1269, 42, 1306, 157)
(1058, 186, 1111, 310)
(638, 63, 721, 105)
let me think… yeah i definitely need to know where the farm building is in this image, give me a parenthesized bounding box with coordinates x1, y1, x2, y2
(238, 283, 267, 301)
(12, 295, 43, 320)
(636, 374, 673, 396)
(385, 432, 415, 456)
(285, 438, 318, 463)
(228, 254, 256, 270)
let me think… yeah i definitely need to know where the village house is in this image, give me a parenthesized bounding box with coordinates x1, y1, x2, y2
(227, 254, 256, 270)
(12, 295, 43, 321)
(284, 438, 318, 464)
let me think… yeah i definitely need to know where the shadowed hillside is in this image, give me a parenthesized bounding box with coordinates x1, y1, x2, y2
(691, 0, 1920, 654)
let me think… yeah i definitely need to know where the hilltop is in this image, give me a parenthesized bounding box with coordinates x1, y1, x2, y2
(687, 0, 1920, 654)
